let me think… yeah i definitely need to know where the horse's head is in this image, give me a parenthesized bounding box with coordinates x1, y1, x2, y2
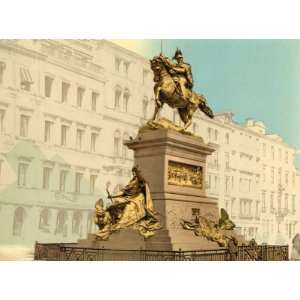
(150, 56, 165, 82)
(150, 56, 163, 69)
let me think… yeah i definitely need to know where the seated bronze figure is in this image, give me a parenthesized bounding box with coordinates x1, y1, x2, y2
(94, 166, 161, 240)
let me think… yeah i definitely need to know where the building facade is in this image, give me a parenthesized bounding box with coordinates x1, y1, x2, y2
(0, 40, 299, 249)
(188, 112, 300, 245)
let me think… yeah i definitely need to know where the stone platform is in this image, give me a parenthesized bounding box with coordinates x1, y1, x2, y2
(78, 230, 145, 250)
(78, 229, 223, 251)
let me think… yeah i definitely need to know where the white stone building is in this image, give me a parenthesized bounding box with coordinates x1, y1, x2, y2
(0, 39, 299, 251)
(188, 112, 300, 245)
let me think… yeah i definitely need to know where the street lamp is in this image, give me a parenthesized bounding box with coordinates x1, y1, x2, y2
(274, 183, 288, 235)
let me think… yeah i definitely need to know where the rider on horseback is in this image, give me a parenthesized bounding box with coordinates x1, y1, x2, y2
(149, 49, 214, 131)
(159, 48, 194, 104)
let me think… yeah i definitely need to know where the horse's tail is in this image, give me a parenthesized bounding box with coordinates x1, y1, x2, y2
(198, 94, 214, 119)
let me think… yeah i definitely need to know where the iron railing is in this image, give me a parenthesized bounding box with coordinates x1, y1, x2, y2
(34, 242, 289, 261)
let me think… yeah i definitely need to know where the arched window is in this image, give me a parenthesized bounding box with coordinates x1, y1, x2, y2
(115, 57, 121, 72)
(39, 208, 51, 232)
(214, 129, 218, 141)
(143, 97, 148, 119)
(72, 211, 83, 235)
(123, 89, 130, 112)
(225, 133, 230, 144)
(207, 127, 212, 141)
(122, 132, 129, 159)
(123, 61, 130, 76)
(55, 210, 67, 236)
(87, 211, 95, 234)
(114, 130, 121, 157)
(114, 86, 122, 109)
(271, 146, 275, 160)
(13, 207, 26, 236)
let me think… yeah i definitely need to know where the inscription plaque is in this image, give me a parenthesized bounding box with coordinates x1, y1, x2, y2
(168, 160, 202, 189)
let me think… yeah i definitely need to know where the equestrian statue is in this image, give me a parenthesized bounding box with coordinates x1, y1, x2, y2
(149, 48, 214, 131)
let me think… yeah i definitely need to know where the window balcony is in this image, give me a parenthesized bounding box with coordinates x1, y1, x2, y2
(272, 208, 289, 218)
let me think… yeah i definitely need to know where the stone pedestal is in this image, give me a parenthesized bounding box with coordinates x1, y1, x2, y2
(124, 129, 220, 251)
(77, 128, 226, 251)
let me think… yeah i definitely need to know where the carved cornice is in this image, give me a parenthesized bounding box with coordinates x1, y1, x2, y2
(0, 101, 9, 108)
(0, 40, 106, 84)
(0, 40, 47, 60)
(17, 105, 34, 114)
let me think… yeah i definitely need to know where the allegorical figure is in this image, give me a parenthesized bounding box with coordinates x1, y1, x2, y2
(181, 208, 236, 247)
(94, 166, 161, 240)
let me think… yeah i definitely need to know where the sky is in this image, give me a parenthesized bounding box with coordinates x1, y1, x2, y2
(114, 39, 300, 168)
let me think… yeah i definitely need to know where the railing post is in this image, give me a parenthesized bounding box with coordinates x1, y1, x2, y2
(101, 246, 105, 261)
(226, 248, 230, 261)
(83, 247, 86, 261)
(34, 241, 38, 260)
(59, 245, 65, 261)
(140, 247, 145, 261)
(178, 248, 183, 261)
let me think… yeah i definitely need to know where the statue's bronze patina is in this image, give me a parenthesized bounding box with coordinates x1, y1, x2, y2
(148, 49, 214, 132)
(94, 166, 161, 240)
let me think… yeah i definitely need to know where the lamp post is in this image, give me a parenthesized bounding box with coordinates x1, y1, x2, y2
(274, 183, 288, 240)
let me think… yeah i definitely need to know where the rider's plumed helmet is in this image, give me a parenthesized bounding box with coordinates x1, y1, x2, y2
(173, 48, 183, 60)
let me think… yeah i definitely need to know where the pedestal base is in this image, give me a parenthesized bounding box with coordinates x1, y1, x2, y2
(77, 230, 146, 250)
(145, 229, 220, 251)
(77, 230, 220, 251)
(77, 228, 245, 252)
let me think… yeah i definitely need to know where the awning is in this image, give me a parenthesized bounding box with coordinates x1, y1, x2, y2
(20, 67, 33, 84)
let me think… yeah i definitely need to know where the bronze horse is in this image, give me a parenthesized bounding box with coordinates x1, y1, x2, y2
(150, 55, 214, 130)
